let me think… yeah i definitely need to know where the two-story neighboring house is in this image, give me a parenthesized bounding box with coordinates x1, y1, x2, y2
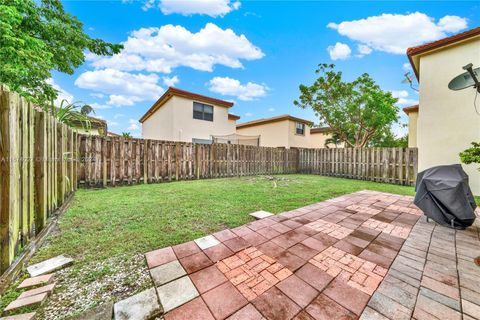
(235, 115, 313, 148)
(405, 27, 480, 195)
(139, 87, 239, 144)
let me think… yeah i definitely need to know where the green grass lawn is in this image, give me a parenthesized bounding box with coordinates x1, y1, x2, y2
(0, 174, 465, 318)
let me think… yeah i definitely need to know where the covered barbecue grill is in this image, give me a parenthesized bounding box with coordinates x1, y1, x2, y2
(414, 164, 477, 229)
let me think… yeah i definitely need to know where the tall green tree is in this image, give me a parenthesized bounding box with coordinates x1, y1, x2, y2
(294, 64, 399, 148)
(0, 0, 122, 104)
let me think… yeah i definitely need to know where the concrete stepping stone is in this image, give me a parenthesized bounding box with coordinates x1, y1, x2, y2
(4, 292, 49, 312)
(113, 287, 162, 320)
(18, 283, 55, 299)
(194, 235, 220, 250)
(0, 313, 36, 320)
(18, 274, 54, 289)
(250, 210, 274, 220)
(150, 260, 186, 287)
(157, 276, 199, 312)
(27, 255, 73, 277)
(66, 302, 113, 320)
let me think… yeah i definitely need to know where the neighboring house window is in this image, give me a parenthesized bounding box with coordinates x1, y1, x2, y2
(193, 102, 213, 121)
(296, 122, 305, 135)
(192, 138, 213, 144)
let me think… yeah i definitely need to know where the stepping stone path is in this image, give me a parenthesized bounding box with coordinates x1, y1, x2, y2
(0, 313, 36, 320)
(27, 255, 73, 277)
(4, 292, 49, 312)
(2, 257, 72, 319)
(137, 190, 480, 319)
(17, 274, 54, 290)
(250, 210, 274, 220)
(17, 283, 55, 299)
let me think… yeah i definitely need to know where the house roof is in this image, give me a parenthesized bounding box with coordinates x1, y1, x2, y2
(228, 113, 241, 120)
(407, 27, 480, 79)
(236, 114, 313, 129)
(310, 127, 332, 134)
(402, 104, 419, 115)
(70, 114, 107, 129)
(139, 87, 234, 123)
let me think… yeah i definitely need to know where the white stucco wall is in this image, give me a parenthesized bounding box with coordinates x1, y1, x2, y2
(288, 121, 311, 148)
(236, 120, 311, 148)
(308, 132, 343, 148)
(142, 99, 174, 140)
(416, 39, 480, 195)
(141, 96, 236, 142)
(407, 111, 418, 148)
(237, 121, 290, 147)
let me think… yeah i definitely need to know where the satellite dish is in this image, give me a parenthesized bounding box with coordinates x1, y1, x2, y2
(448, 63, 480, 92)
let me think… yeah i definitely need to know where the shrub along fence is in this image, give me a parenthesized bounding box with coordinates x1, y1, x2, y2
(0, 86, 77, 274)
(77, 135, 418, 187)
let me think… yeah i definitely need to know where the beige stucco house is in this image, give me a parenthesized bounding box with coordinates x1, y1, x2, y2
(403, 105, 419, 148)
(308, 127, 342, 148)
(140, 87, 239, 143)
(405, 27, 480, 195)
(236, 115, 313, 148)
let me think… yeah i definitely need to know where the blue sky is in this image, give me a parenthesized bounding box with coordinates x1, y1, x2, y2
(52, 0, 479, 136)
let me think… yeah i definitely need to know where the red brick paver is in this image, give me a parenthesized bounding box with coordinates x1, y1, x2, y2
(142, 190, 480, 320)
(216, 247, 292, 301)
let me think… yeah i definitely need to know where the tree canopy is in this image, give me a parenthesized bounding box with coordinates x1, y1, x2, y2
(0, 0, 122, 104)
(295, 64, 399, 148)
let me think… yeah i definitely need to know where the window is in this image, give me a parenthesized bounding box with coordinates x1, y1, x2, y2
(192, 138, 213, 145)
(193, 102, 213, 121)
(296, 122, 305, 135)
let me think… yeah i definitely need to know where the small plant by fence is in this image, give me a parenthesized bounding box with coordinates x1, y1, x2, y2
(78, 135, 418, 187)
(0, 86, 77, 273)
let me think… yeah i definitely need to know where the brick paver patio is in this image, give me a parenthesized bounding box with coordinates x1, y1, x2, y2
(140, 190, 480, 320)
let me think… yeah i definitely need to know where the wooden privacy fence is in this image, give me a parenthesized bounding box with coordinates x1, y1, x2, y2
(77, 136, 299, 186)
(78, 135, 418, 188)
(298, 147, 418, 186)
(0, 87, 77, 273)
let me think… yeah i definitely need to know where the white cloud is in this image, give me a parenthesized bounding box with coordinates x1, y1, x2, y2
(107, 120, 119, 127)
(328, 12, 468, 54)
(207, 77, 268, 101)
(158, 0, 241, 17)
(245, 112, 253, 117)
(107, 95, 141, 106)
(390, 90, 418, 106)
(86, 23, 264, 74)
(327, 42, 351, 60)
(268, 107, 275, 112)
(127, 119, 140, 131)
(357, 44, 372, 56)
(75, 68, 164, 106)
(90, 103, 112, 110)
(90, 93, 105, 99)
(46, 78, 74, 106)
(438, 15, 468, 32)
(403, 63, 413, 71)
(114, 113, 125, 119)
(163, 75, 179, 87)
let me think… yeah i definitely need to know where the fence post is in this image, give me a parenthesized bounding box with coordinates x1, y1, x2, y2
(195, 144, 200, 179)
(34, 111, 47, 232)
(0, 89, 19, 273)
(143, 139, 148, 184)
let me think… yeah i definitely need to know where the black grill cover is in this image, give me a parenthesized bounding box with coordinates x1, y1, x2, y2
(414, 164, 477, 229)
